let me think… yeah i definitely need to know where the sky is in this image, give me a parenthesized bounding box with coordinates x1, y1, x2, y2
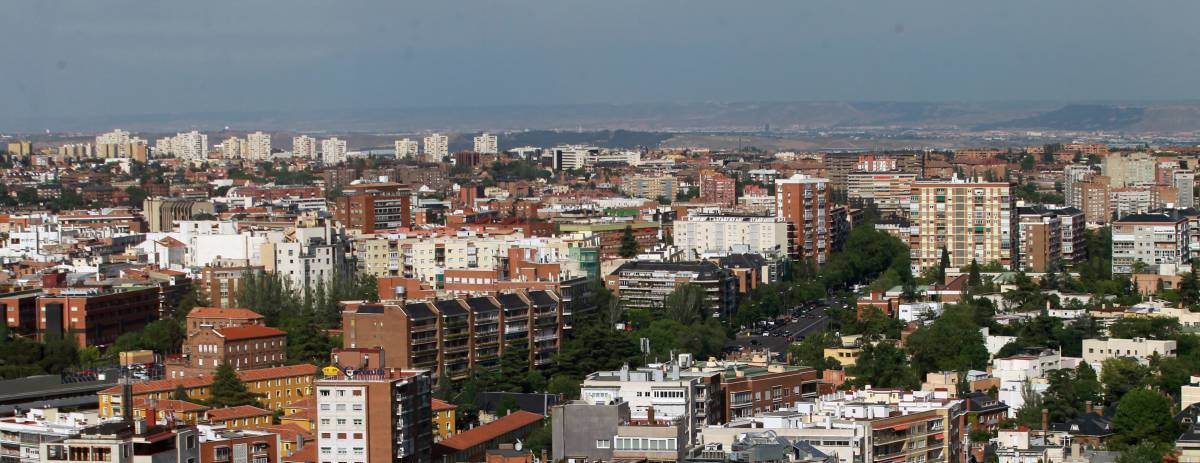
(3, 0, 1200, 121)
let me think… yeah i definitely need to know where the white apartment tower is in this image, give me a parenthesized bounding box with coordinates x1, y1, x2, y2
(473, 132, 498, 154)
(247, 131, 272, 161)
(293, 135, 318, 159)
(220, 137, 247, 159)
(394, 138, 420, 159)
(156, 130, 208, 160)
(423, 133, 448, 161)
(321, 137, 348, 164)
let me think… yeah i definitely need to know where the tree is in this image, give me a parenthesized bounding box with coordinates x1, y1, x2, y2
(1117, 441, 1173, 463)
(1013, 381, 1046, 429)
(663, 284, 706, 325)
(847, 343, 918, 390)
(1111, 388, 1177, 449)
(208, 362, 261, 408)
(1101, 358, 1149, 405)
(547, 374, 581, 400)
(967, 259, 982, 288)
(905, 305, 989, 377)
(1073, 362, 1102, 406)
(936, 248, 950, 284)
(172, 384, 190, 401)
(618, 225, 640, 258)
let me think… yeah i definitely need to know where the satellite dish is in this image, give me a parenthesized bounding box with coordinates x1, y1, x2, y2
(515, 439, 523, 451)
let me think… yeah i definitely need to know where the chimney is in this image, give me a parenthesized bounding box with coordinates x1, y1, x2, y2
(541, 449, 548, 463)
(1085, 401, 1093, 414)
(1041, 409, 1048, 433)
(121, 382, 134, 423)
(145, 401, 157, 429)
(646, 406, 655, 424)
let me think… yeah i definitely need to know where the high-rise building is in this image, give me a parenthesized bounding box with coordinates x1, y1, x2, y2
(1175, 171, 1196, 208)
(847, 171, 918, 220)
(247, 131, 272, 161)
(472, 133, 498, 154)
(909, 177, 1016, 272)
(95, 129, 147, 160)
(1111, 212, 1190, 274)
(322, 137, 348, 164)
(293, 135, 318, 159)
(620, 174, 678, 201)
(774, 173, 834, 265)
(315, 368, 433, 463)
(423, 133, 449, 161)
(333, 182, 413, 233)
(1016, 207, 1062, 273)
(5, 140, 32, 158)
(1062, 165, 1095, 206)
(699, 171, 736, 207)
(221, 137, 247, 159)
(156, 130, 208, 160)
(395, 138, 420, 159)
(1071, 175, 1111, 225)
(1101, 151, 1156, 187)
(143, 198, 216, 232)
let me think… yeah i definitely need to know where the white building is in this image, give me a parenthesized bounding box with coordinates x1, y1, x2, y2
(220, 137, 246, 159)
(321, 137, 348, 165)
(247, 131, 272, 161)
(580, 363, 719, 442)
(1082, 337, 1176, 373)
(293, 135, 318, 159)
(155, 130, 208, 160)
(898, 301, 944, 323)
(672, 214, 791, 259)
(0, 408, 96, 463)
(423, 133, 449, 160)
(548, 145, 600, 171)
(394, 138, 420, 159)
(473, 132, 498, 154)
(992, 350, 1065, 417)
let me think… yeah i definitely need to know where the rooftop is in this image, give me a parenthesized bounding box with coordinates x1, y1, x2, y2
(436, 410, 543, 451)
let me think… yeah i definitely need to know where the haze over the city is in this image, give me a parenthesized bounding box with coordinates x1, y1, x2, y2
(5, 0, 1200, 130)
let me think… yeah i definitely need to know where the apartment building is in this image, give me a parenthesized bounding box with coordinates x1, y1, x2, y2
(220, 137, 247, 159)
(42, 421, 199, 463)
(0, 408, 95, 463)
(293, 135, 318, 159)
(35, 285, 161, 347)
(1111, 212, 1190, 274)
(847, 171, 918, 220)
(699, 171, 736, 207)
(473, 133, 498, 155)
(97, 364, 318, 419)
(1110, 186, 1158, 219)
(580, 364, 722, 442)
(558, 221, 659, 260)
(1016, 207, 1062, 273)
(605, 260, 738, 318)
(155, 130, 208, 160)
(1176, 171, 1196, 208)
(340, 290, 566, 379)
(314, 368, 432, 463)
(992, 350, 1063, 417)
(775, 173, 834, 265)
(672, 214, 792, 259)
(707, 363, 820, 421)
(261, 225, 351, 296)
(321, 138, 348, 165)
(1062, 165, 1095, 206)
(1101, 151, 1156, 187)
(1071, 175, 1111, 225)
(143, 198, 216, 232)
(171, 324, 288, 378)
(333, 182, 413, 233)
(1082, 337, 1177, 373)
(197, 263, 263, 309)
(197, 426, 281, 463)
(620, 174, 678, 201)
(423, 133, 449, 161)
(395, 139, 420, 159)
(247, 131, 272, 161)
(909, 177, 1016, 271)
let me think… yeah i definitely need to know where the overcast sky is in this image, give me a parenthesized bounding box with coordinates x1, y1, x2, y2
(3, 0, 1199, 120)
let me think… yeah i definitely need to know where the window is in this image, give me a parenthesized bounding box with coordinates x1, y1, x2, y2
(596, 439, 610, 449)
(319, 389, 331, 397)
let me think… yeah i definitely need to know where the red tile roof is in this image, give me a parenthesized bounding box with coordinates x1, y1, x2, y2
(432, 398, 457, 412)
(256, 424, 313, 443)
(207, 405, 273, 421)
(132, 398, 209, 413)
(100, 364, 317, 395)
(436, 411, 543, 451)
(188, 307, 264, 320)
(283, 443, 317, 463)
(217, 325, 287, 340)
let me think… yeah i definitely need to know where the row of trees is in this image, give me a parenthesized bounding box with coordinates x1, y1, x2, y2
(236, 270, 377, 364)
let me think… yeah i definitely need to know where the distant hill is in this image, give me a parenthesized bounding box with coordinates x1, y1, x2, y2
(7, 101, 1200, 134)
